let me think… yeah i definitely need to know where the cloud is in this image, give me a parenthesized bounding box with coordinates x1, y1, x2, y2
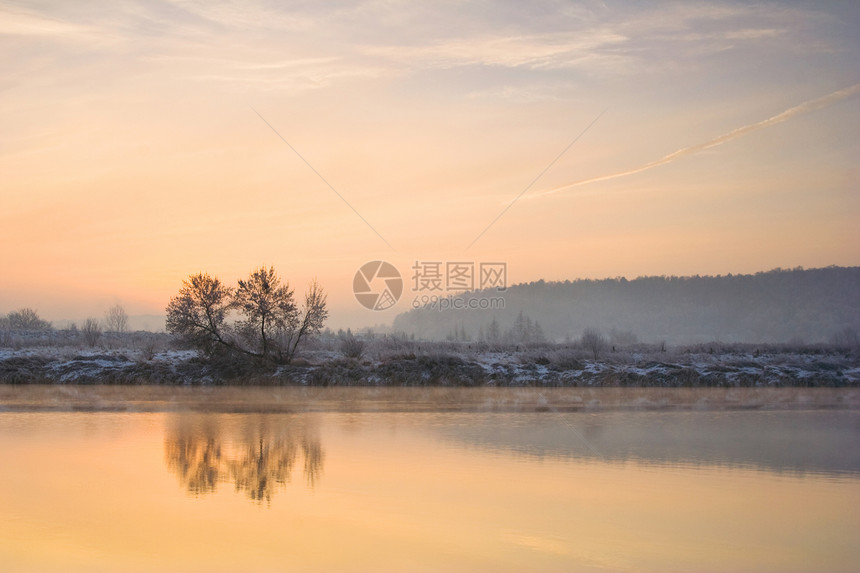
(534, 83, 860, 198)
(0, 6, 96, 39)
(185, 56, 389, 94)
(159, 0, 315, 33)
(723, 28, 782, 40)
(364, 30, 629, 72)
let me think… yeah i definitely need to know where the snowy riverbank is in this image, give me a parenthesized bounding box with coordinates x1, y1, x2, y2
(1, 338, 858, 388)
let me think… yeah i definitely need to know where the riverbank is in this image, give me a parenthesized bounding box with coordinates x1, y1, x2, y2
(1, 340, 858, 388)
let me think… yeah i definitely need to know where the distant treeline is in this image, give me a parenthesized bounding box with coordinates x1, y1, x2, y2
(392, 266, 860, 344)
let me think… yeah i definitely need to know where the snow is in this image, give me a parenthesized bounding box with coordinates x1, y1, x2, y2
(0, 342, 857, 387)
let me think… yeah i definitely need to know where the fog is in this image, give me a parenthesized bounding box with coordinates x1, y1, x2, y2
(393, 266, 860, 344)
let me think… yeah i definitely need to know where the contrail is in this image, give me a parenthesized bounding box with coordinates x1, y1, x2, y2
(466, 108, 606, 249)
(250, 106, 395, 250)
(534, 83, 860, 198)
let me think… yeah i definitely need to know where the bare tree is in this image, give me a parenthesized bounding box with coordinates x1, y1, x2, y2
(104, 304, 129, 333)
(166, 268, 328, 364)
(166, 273, 233, 356)
(81, 318, 102, 347)
(580, 327, 607, 360)
(285, 279, 328, 361)
(6, 308, 52, 331)
(233, 267, 299, 361)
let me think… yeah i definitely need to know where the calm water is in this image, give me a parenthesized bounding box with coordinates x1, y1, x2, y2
(1, 387, 859, 572)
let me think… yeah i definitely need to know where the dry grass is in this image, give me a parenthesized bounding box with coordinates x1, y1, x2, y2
(1, 331, 858, 387)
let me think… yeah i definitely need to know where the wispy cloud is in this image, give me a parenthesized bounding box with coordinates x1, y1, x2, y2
(533, 83, 860, 198)
(723, 28, 782, 40)
(186, 57, 389, 94)
(364, 30, 629, 72)
(0, 6, 98, 39)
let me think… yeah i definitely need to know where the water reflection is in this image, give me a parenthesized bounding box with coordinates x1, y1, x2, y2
(164, 414, 323, 503)
(2, 406, 859, 571)
(432, 410, 860, 477)
(163, 408, 860, 507)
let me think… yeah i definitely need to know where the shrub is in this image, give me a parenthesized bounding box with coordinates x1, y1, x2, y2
(81, 318, 102, 347)
(6, 308, 52, 331)
(339, 330, 365, 359)
(581, 327, 607, 360)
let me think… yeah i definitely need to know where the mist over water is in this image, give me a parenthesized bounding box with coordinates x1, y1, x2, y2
(393, 267, 860, 344)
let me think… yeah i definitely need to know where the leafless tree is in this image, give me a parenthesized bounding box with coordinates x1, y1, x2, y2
(285, 279, 328, 361)
(6, 308, 52, 331)
(233, 267, 299, 361)
(166, 268, 327, 364)
(81, 318, 102, 347)
(104, 304, 129, 333)
(581, 327, 607, 360)
(166, 273, 233, 356)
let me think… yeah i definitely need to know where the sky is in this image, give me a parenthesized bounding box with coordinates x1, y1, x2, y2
(1, 0, 859, 329)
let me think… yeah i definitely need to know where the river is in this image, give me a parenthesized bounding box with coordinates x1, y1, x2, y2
(1, 386, 858, 572)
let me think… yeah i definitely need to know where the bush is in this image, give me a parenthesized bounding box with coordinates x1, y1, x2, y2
(581, 327, 607, 360)
(81, 318, 102, 347)
(339, 330, 365, 359)
(6, 308, 52, 331)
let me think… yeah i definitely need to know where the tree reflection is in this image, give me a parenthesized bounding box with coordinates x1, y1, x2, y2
(164, 430, 222, 495)
(164, 414, 324, 504)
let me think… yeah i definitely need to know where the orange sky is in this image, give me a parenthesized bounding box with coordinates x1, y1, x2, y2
(1, 1, 858, 328)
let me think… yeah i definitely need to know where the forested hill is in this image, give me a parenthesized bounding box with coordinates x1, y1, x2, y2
(391, 266, 860, 344)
